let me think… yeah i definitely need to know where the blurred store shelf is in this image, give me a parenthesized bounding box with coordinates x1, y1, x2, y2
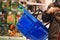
(0, 36, 27, 40)
(26, 2, 45, 6)
(20, 0, 45, 6)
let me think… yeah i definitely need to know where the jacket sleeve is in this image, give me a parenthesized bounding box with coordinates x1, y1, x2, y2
(54, 11, 60, 23)
(48, 20, 60, 40)
(49, 11, 60, 40)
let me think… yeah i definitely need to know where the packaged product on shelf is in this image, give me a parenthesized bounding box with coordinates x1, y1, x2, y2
(1, 24, 8, 36)
(17, 4, 24, 13)
(2, 13, 6, 24)
(15, 29, 23, 37)
(0, 12, 6, 24)
(8, 23, 23, 37)
(3, 12, 7, 24)
(8, 24, 16, 36)
(11, 2, 18, 12)
(2, 0, 7, 10)
(16, 12, 21, 23)
(13, 12, 16, 25)
(7, 12, 15, 24)
(2, 0, 11, 11)
(7, 0, 11, 11)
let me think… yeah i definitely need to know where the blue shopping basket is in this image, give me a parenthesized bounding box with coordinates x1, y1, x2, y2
(16, 6, 48, 40)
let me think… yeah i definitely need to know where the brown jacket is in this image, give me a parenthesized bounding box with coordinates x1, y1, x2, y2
(49, 11, 60, 40)
(42, 11, 60, 40)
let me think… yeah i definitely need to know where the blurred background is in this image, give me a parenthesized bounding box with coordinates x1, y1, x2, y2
(0, 0, 60, 40)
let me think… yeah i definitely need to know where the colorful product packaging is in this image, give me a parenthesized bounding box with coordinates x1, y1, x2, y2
(16, 12, 21, 23)
(2, 0, 11, 11)
(7, 12, 15, 24)
(1, 24, 8, 36)
(0, 12, 6, 24)
(11, 2, 18, 12)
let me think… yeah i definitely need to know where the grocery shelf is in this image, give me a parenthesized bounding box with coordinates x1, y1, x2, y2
(0, 36, 27, 40)
(26, 2, 45, 6)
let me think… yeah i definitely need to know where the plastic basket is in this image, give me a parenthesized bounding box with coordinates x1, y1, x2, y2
(16, 9, 48, 40)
